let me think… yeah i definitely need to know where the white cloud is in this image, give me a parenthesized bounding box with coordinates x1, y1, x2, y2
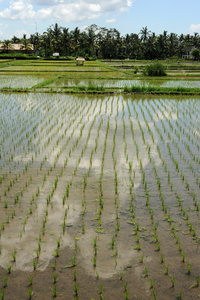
(127, 0, 132, 6)
(37, 2, 102, 22)
(190, 24, 200, 32)
(14, 29, 30, 38)
(0, 0, 36, 20)
(0, 0, 132, 22)
(88, 4, 101, 12)
(106, 18, 116, 23)
(37, 7, 52, 19)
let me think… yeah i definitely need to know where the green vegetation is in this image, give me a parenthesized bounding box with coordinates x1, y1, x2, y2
(142, 62, 167, 76)
(1, 23, 200, 60)
(123, 85, 200, 94)
(191, 49, 200, 61)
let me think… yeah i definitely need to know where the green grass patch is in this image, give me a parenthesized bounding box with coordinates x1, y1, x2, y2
(123, 85, 200, 95)
(33, 76, 62, 88)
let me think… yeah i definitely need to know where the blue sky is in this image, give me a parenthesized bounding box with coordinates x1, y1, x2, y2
(0, 0, 199, 40)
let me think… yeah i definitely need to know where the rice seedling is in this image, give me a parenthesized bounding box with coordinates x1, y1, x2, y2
(57, 239, 60, 248)
(136, 234, 140, 243)
(11, 249, 17, 262)
(54, 248, 59, 257)
(52, 285, 57, 298)
(74, 283, 79, 296)
(189, 275, 200, 289)
(153, 289, 156, 300)
(28, 287, 33, 299)
(52, 258, 56, 271)
(123, 281, 128, 293)
(187, 262, 191, 275)
(156, 243, 160, 251)
(178, 291, 182, 300)
(35, 249, 40, 259)
(33, 259, 37, 270)
(28, 276, 33, 286)
(170, 275, 175, 287)
(73, 270, 77, 281)
(192, 228, 196, 237)
(71, 256, 76, 267)
(164, 265, 169, 275)
(0, 289, 4, 300)
(149, 279, 154, 289)
(53, 272, 57, 283)
(82, 222, 85, 234)
(160, 253, 164, 264)
(7, 264, 11, 274)
(181, 251, 185, 263)
(93, 256, 96, 267)
(144, 267, 148, 277)
(139, 254, 143, 263)
(111, 237, 115, 249)
(3, 276, 7, 288)
(197, 275, 200, 287)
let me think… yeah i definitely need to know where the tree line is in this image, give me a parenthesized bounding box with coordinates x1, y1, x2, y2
(2, 24, 200, 59)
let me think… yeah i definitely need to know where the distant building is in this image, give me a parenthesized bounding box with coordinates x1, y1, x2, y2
(52, 53, 59, 57)
(0, 43, 34, 54)
(76, 57, 85, 65)
(182, 46, 200, 59)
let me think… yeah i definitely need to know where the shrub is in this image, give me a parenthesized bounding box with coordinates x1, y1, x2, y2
(191, 48, 200, 61)
(143, 62, 167, 76)
(134, 65, 139, 74)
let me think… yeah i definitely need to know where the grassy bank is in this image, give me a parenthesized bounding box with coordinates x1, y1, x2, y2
(123, 85, 200, 95)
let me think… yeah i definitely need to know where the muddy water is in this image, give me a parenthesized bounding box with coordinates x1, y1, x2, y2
(0, 93, 200, 299)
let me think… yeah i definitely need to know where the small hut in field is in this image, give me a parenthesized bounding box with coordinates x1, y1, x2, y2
(52, 53, 59, 57)
(76, 57, 85, 66)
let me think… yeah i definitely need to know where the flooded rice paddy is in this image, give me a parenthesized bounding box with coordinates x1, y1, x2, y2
(0, 93, 200, 299)
(0, 75, 46, 89)
(48, 77, 200, 89)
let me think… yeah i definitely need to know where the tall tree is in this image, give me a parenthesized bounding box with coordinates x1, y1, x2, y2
(11, 36, 21, 44)
(140, 26, 151, 42)
(61, 28, 71, 56)
(168, 33, 178, 57)
(51, 23, 62, 53)
(1, 40, 13, 53)
(20, 34, 33, 53)
(72, 27, 80, 56)
(86, 24, 97, 57)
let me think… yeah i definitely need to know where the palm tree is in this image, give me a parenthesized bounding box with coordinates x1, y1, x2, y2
(11, 36, 21, 44)
(139, 26, 151, 59)
(30, 33, 40, 54)
(139, 26, 151, 42)
(52, 23, 62, 53)
(72, 27, 80, 56)
(86, 25, 97, 57)
(192, 32, 200, 48)
(41, 30, 53, 57)
(1, 40, 13, 53)
(61, 27, 71, 56)
(168, 33, 178, 57)
(20, 34, 33, 53)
